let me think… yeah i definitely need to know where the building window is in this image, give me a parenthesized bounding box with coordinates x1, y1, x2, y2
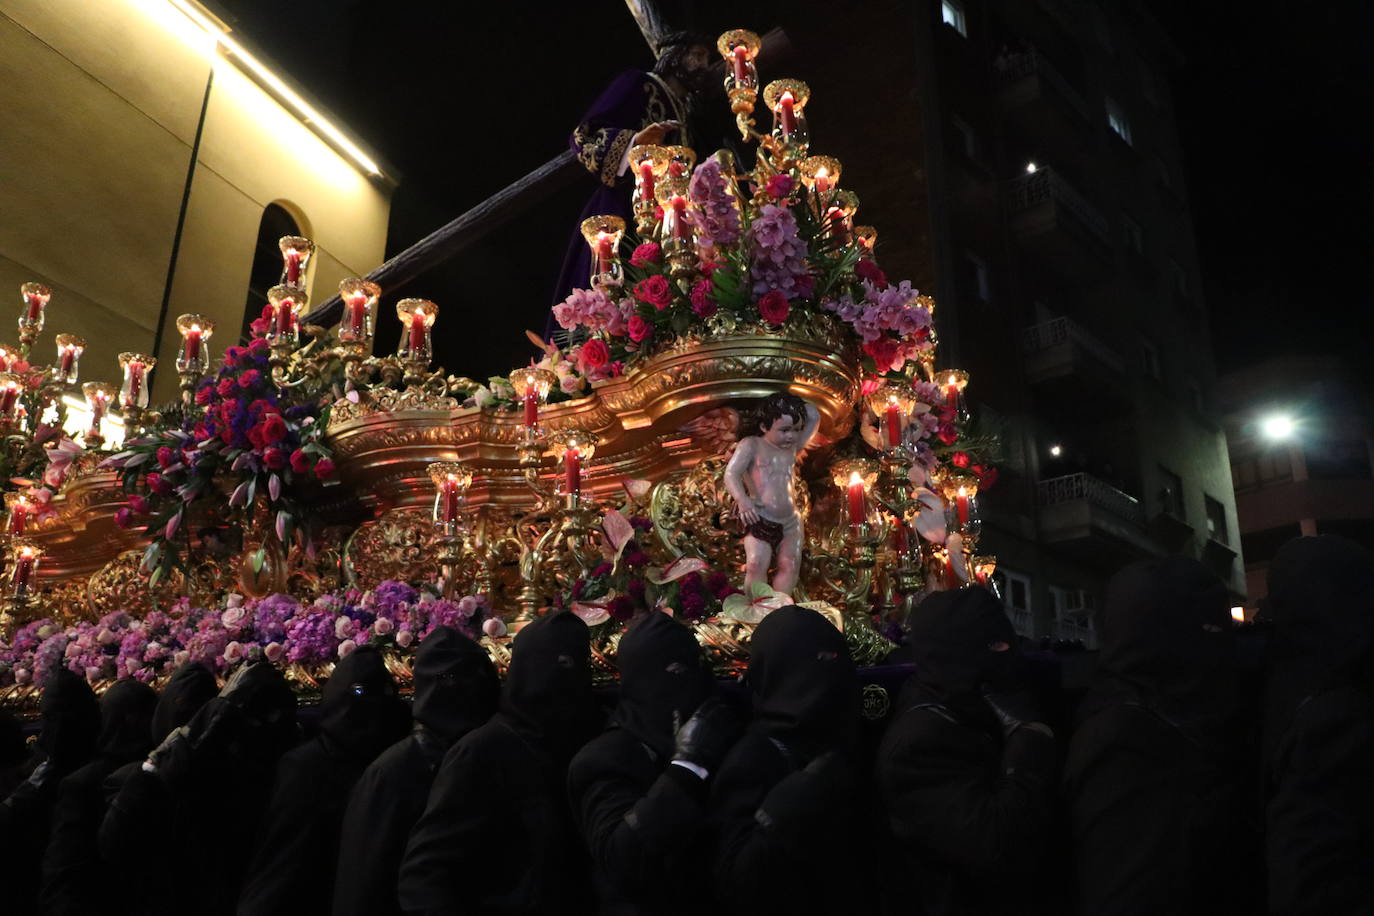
(1204, 495, 1228, 544)
(963, 251, 991, 301)
(952, 115, 978, 160)
(1158, 465, 1185, 519)
(1106, 98, 1133, 145)
(941, 0, 967, 37)
(1122, 214, 1144, 255)
(994, 568, 1033, 637)
(243, 203, 302, 343)
(1051, 586, 1096, 646)
(1139, 338, 1161, 379)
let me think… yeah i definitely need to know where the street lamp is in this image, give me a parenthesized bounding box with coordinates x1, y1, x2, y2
(1261, 414, 1295, 441)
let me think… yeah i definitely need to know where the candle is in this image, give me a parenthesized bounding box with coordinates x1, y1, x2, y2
(184, 326, 202, 361)
(0, 385, 18, 416)
(58, 348, 76, 379)
(285, 249, 302, 285)
(408, 307, 427, 354)
(7, 500, 28, 536)
(671, 196, 690, 241)
(346, 293, 368, 337)
(564, 447, 582, 496)
(826, 205, 851, 244)
(668, 159, 686, 180)
(779, 90, 797, 138)
(886, 401, 902, 448)
(277, 299, 296, 337)
(847, 471, 865, 526)
(894, 522, 909, 556)
(945, 376, 959, 412)
(956, 486, 970, 525)
(638, 160, 656, 202)
(595, 233, 614, 278)
(732, 44, 748, 83)
(12, 548, 35, 592)
(523, 387, 538, 428)
(25, 295, 42, 321)
(815, 167, 831, 195)
(440, 478, 460, 525)
(127, 362, 145, 406)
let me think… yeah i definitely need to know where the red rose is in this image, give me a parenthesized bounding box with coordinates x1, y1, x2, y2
(237, 369, 261, 389)
(855, 258, 888, 289)
(193, 422, 210, 441)
(249, 317, 271, 337)
(863, 337, 900, 372)
(606, 361, 625, 377)
(115, 507, 134, 529)
(937, 423, 958, 446)
(690, 279, 717, 318)
(261, 414, 287, 443)
(216, 377, 237, 398)
(145, 472, 172, 496)
(633, 275, 673, 311)
(263, 447, 287, 470)
(314, 458, 336, 479)
(290, 448, 310, 474)
(156, 446, 175, 468)
(578, 338, 610, 370)
(974, 464, 998, 490)
(128, 494, 148, 514)
(629, 242, 661, 268)
(194, 386, 213, 406)
(766, 173, 794, 199)
(951, 451, 970, 468)
(628, 315, 653, 342)
(758, 290, 790, 325)
(248, 337, 270, 354)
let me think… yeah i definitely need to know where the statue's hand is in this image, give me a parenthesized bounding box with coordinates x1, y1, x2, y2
(737, 499, 760, 526)
(632, 120, 679, 147)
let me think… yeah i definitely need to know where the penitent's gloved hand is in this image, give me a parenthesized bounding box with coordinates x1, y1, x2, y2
(671, 698, 741, 777)
(981, 685, 1053, 740)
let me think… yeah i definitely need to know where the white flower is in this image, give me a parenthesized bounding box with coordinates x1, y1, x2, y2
(225, 593, 244, 608)
(373, 617, 394, 636)
(221, 606, 247, 629)
(473, 387, 495, 409)
(482, 618, 507, 638)
(335, 617, 356, 639)
(223, 641, 244, 665)
(337, 639, 357, 658)
(97, 628, 117, 646)
(395, 629, 414, 649)
(172, 650, 190, 667)
(457, 596, 479, 617)
(14, 668, 31, 685)
(85, 666, 101, 682)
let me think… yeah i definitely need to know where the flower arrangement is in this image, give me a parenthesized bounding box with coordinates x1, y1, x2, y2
(0, 580, 501, 687)
(102, 338, 336, 583)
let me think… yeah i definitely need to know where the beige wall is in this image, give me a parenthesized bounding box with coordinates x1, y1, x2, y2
(0, 0, 391, 401)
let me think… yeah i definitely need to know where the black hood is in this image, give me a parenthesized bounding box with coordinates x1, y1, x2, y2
(614, 612, 714, 759)
(318, 646, 408, 760)
(95, 679, 158, 765)
(412, 626, 499, 744)
(908, 588, 1017, 702)
(747, 606, 857, 759)
(151, 662, 218, 743)
(192, 661, 299, 769)
(500, 610, 600, 762)
(1095, 557, 1233, 709)
(1266, 534, 1374, 691)
(38, 667, 99, 771)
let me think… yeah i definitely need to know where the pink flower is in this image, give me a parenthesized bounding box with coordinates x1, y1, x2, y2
(145, 473, 172, 496)
(482, 618, 507, 638)
(221, 606, 247, 628)
(396, 629, 415, 649)
(690, 280, 717, 318)
(264, 642, 284, 663)
(766, 173, 794, 199)
(337, 639, 357, 659)
(114, 507, 133, 529)
(335, 616, 356, 639)
(578, 338, 610, 371)
(758, 290, 790, 326)
(128, 494, 149, 515)
(314, 458, 336, 479)
(373, 617, 394, 636)
(628, 315, 653, 343)
(223, 641, 245, 665)
(457, 596, 479, 617)
(632, 275, 673, 311)
(629, 242, 661, 267)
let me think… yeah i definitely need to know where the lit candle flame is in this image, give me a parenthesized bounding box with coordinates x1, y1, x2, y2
(1231, 606, 1245, 623)
(849, 471, 864, 487)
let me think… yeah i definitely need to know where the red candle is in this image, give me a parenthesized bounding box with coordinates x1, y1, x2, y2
(731, 45, 748, 84)
(285, 250, 302, 285)
(894, 522, 909, 556)
(564, 447, 582, 496)
(826, 206, 851, 245)
(885, 402, 902, 448)
(408, 308, 426, 354)
(346, 294, 367, 337)
(668, 159, 686, 179)
(58, 349, 76, 379)
(779, 90, 797, 138)
(522, 388, 538, 427)
(126, 363, 144, 406)
(956, 488, 970, 525)
(275, 300, 294, 337)
(441, 479, 459, 525)
(12, 551, 35, 591)
(846, 472, 865, 526)
(184, 327, 202, 361)
(595, 233, 614, 278)
(671, 196, 691, 241)
(24, 294, 43, 322)
(638, 160, 655, 203)
(0, 386, 18, 416)
(815, 168, 831, 195)
(944, 380, 959, 412)
(7, 502, 27, 536)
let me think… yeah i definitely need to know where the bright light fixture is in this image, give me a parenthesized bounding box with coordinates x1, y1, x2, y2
(1026, 161, 1038, 174)
(1049, 444, 1062, 457)
(1230, 606, 1246, 623)
(1261, 415, 1295, 440)
(165, 0, 383, 178)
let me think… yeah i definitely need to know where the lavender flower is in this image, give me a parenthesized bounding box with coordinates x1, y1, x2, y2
(749, 204, 809, 299)
(689, 159, 741, 248)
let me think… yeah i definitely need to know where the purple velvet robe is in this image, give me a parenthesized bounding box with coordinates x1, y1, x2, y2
(549, 69, 688, 337)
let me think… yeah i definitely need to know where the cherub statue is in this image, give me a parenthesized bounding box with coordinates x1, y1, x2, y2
(723, 392, 820, 596)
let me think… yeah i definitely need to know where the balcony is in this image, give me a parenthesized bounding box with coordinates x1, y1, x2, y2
(1054, 609, 1098, 649)
(995, 48, 1092, 164)
(1021, 317, 1129, 416)
(1007, 168, 1111, 278)
(1038, 473, 1161, 566)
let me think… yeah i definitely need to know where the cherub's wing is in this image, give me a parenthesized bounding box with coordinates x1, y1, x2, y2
(680, 407, 740, 458)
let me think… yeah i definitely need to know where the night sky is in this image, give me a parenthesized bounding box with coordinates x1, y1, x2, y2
(213, 0, 1374, 389)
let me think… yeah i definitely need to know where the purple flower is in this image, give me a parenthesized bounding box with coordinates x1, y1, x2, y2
(689, 159, 741, 248)
(749, 204, 809, 299)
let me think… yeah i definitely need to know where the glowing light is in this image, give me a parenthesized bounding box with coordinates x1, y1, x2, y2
(1026, 161, 1038, 174)
(1049, 444, 1062, 457)
(162, 0, 384, 178)
(1231, 606, 1246, 623)
(1262, 415, 1295, 440)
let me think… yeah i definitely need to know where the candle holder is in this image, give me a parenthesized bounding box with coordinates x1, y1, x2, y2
(824, 189, 858, 246)
(81, 381, 116, 450)
(855, 225, 878, 256)
(17, 282, 51, 352)
(580, 215, 626, 292)
(0, 344, 17, 373)
(4, 492, 32, 538)
(278, 236, 315, 287)
(0, 372, 23, 430)
(866, 378, 919, 454)
(628, 145, 669, 236)
(655, 179, 699, 290)
(52, 334, 85, 386)
(717, 29, 763, 135)
(429, 461, 475, 598)
(798, 155, 842, 207)
(661, 145, 697, 196)
(395, 298, 437, 385)
(939, 470, 981, 547)
(938, 368, 970, 424)
(554, 428, 598, 508)
(338, 278, 379, 348)
(971, 554, 997, 591)
(763, 79, 811, 159)
(508, 367, 557, 440)
(175, 314, 215, 407)
(118, 352, 155, 434)
(0, 538, 45, 639)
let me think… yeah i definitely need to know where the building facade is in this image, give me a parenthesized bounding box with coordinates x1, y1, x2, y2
(0, 0, 393, 404)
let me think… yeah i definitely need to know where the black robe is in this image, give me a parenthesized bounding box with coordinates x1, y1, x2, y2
(1063, 556, 1258, 916)
(710, 606, 869, 916)
(567, 612, 719, 915)
(399, 610, 600, 915)
(238, 646, 407, 916)
(0, 667, 99, 915)
(875, 588, 1056, 916)
(40, 678, 157, 916)
(1261, 535, 1374, 915)
(333, 627, 499, 916)
(100, 661, 299, 916)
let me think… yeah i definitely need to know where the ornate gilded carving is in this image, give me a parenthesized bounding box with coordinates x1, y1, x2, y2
(88, 550, 186, 617)
(343, 508, 444, 591)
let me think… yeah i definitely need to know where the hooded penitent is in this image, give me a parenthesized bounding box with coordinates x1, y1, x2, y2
(411, 625, 500, 744)
(748, 605, 857, 760)
(91, 679, 158, 765)
(36, 667, 101, 774)
(907, 588, 1017, 721)
(316, 644, 409, 761)
(615, 611, 714, 759)
(150, 662, 218, 744)
(502, 609, 601, 763)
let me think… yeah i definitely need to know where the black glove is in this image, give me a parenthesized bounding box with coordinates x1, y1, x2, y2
(144, 724, 194, 785)
(672, 698, 740, 775)
(981, 685, 1051, 739)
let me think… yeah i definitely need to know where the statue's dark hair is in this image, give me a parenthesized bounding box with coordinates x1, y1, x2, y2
(652, 30, 711, 75)
(752, 392, 808, 434)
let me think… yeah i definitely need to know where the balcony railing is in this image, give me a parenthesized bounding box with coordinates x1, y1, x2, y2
(1054, 612, 1097, 648)
(1021, 317, 1126, 374)
(993, 48, 1090, 120)
(1007, 168, 1110, 244)
(1009, 608, 1034, 639)
(1039, 473, 1145, 526)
